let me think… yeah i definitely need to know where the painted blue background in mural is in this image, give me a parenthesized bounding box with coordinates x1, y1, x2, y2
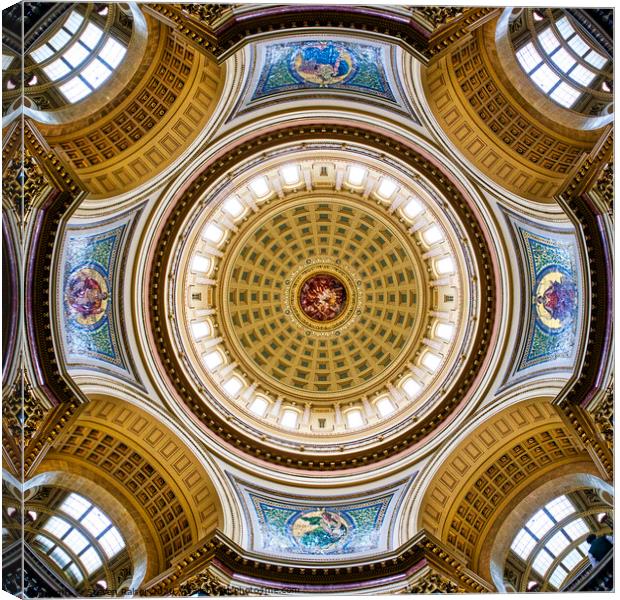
(251, 493, 393, 555)
(518, 229, 579, 370)
(253, 40, 396, 101)
(62, 225, 126, 369)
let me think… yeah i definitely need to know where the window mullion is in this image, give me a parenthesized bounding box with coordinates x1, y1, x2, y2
(528, 60, 543, 76)
(98, 56, 114, 71)
(78, 73, 95, 92)
(97, 523, 113, 540)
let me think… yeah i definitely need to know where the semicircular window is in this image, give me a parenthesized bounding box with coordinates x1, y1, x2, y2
(30, 492, 127, 592)
(512, 9, 612, 114)
(505, 492, 612, 592)
(27, 5, 128, 104)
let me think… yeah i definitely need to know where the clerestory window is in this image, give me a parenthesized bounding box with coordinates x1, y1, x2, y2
(33, 493, 126, 587)
(507, 494, 605, 591)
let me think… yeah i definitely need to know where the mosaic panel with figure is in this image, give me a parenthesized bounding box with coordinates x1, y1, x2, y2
(252, 40, 396, 101)
(250, 493, 393, 556)
(62, 225, 126, 369)
(518, 229, 579, 370)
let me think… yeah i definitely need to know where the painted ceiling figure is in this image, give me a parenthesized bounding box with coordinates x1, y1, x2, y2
(537, 277, 577, 324)
(1, 3, 613, 598)
(66, 273, 108, 318)
(299, 274, 347, 322)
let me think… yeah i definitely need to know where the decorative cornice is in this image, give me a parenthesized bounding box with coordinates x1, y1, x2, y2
(427, 7, 498, 57)
(553, 127, 613, 482)
(402, 570, 463, 594)
(558, 127, 613, 201)
(142, 530, 492, 595)
(147, 122, 498, 471)
(592, 385, 613, 452)
(568, 9, 613, 58)
(147, 4, 432, 61)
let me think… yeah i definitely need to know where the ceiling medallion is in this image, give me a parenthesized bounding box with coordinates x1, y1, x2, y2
(299, 273, 347, 323)
(285, 258, 362, 335)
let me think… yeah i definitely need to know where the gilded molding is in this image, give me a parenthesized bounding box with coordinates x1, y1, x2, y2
(2, 371, 47, 449)
(557, 127, 613, 201)
(142, 531, 491, 595)
(555, 398, 613, 481)
(592, 386, 613, 452)
(402, 571, 463, 594)
(427, 7, 498, 57)
(177, 572, 249, 597)
(147, 4, 219, 53)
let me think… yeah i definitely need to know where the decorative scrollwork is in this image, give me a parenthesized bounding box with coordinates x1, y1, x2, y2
(177, 572, 250, 596)
(417, 7, 465, 28)
(2, 148, 49, 221)
(402, 572, 463, 594)
(180, 4, 233, 27)
(593, 387, 613, 451)
(3, 372, 47, 448)
(595, 160, 613, 211)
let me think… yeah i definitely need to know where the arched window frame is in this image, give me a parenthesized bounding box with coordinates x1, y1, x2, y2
(13, 4, 130, 106)
(512, 9, 612, 114)
(507, 493, 612, 591)
(29, 492, 128, 592)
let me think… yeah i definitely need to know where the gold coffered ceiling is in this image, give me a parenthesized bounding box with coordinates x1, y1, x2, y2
(165, 145, 486, 458)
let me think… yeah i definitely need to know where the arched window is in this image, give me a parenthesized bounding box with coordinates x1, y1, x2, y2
(28, 8, 126, 103)
(512, 10, 612, 114)
(3, 4, 132, 111)
(31, 492, 127, 590)
(507, 493, 611, 591)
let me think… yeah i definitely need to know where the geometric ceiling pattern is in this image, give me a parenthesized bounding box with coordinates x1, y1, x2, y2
(2, 4, 613, 597)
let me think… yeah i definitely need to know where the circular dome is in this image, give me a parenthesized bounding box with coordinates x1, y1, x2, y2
(157, 137, 490, 466)
(214, 194, 429, 402)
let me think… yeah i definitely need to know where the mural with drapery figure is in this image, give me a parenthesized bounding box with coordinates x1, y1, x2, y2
(61, 225, 126, 369)
(518, 229, 580, 370)
(250, 493, 393, 556)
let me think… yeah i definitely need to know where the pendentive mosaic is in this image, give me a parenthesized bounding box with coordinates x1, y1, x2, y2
(518, 229, 579, 370)
(253, 40, 396, 101)
(250, 493, 393, 556)
(62, 225, 126, 369)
